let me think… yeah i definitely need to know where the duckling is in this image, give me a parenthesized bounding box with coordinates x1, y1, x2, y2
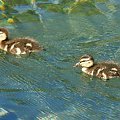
(0, 28, 44, 56)
(74, 54, 120, 80)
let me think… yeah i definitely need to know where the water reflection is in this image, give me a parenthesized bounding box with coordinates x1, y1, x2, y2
(0, 1, 120, 120)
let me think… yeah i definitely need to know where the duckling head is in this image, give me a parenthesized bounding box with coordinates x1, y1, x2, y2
(74, 54, 94, 68)
(0, 28, 8, 41)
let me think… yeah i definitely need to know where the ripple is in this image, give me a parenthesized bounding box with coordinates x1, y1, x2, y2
(0, 2, 120, 119)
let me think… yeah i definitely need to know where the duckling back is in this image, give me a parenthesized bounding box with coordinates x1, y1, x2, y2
(82, 62, 120, 80)
(4, 37, 44, 55)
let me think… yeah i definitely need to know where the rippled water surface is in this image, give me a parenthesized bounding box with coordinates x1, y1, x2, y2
(0, 1, 120, 120)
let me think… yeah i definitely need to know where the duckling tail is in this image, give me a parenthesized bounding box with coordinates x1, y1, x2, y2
(42, 47, 46, 51)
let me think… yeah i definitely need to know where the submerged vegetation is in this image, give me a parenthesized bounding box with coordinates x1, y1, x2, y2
(38, 0, 101, 15)
(0, 0, 16, 25)
(0, 0, 116, 26)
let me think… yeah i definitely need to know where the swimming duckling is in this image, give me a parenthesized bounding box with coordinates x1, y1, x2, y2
(74, 54, 120, 80)
(0, 28, 44, 56)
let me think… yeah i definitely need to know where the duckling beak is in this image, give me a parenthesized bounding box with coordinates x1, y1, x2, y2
(73, 62, 80, 67)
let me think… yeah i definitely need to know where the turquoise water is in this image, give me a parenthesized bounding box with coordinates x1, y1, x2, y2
(0, 1, 120, 120)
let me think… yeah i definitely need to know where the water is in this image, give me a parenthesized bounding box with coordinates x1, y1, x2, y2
(0, 1, 120, 120)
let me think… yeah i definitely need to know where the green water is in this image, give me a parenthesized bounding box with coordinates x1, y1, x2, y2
(0, 1, 120, 120)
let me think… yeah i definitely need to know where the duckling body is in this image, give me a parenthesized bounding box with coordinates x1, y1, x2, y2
(0, 28, 44, 55)
(74, 54, 120, 80)
(2, 37, 43, 55)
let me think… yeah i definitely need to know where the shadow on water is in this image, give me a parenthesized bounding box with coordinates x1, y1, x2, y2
(0, 1, 120, 120)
